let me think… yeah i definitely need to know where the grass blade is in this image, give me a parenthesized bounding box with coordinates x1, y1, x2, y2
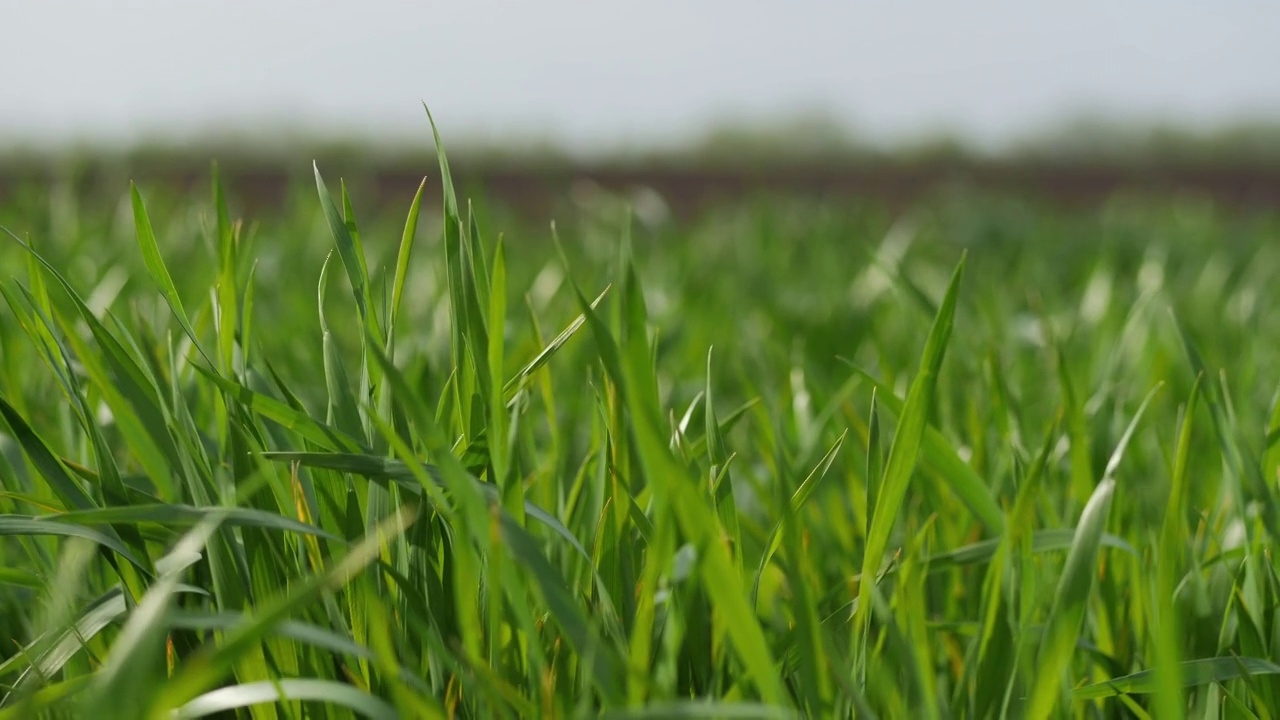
(856, 254, 965, 632)
(1028, 384, 1161, 717)
(175, 679, 398, 720)
(1075, 657, 1280, 699)
(129, 184, 210, 367)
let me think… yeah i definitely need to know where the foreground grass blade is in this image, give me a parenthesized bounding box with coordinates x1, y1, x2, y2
(503, 284, 611, 398)
(388, 177, 427, 341)
(842, 366, 1004, 533)
(166, 610, 437, 697)
(1029, 476, 1117, 714)
(364, 338, 628, 702)
(0, 397, 98, 512)
(313, 164, 382, 349)
(1075, 657, 1280, 699)
(752, 430, 847, 603)
(152, 507, 417, 712)
(175, 678, 398, 719)
(565, 268, 786, 705)
(129, 184, 211, 367)
(211, 162, 238, 379)
(1028, 384, 1161, 717)
(0, 515, 148, 571)
(259, 451, 593, 561)
(856, 254, 964, 633)
(923, 528, 1135, 571)
(192, 365, 362, 452)
(50, 504, 339, 541)
(91, 513, 226, 717)
(601, 702, 801, 719)
(1172, 312, 1277, 541)
(1153, 374, 1202, 719)
(0, 584, 205, 698)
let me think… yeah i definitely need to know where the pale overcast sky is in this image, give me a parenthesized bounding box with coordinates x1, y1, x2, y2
(4, 1, 1278, 151)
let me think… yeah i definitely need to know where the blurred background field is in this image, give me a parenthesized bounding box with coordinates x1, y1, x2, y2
(4, 0, 1280, 218)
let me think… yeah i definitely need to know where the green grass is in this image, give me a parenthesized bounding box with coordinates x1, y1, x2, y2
(2, 111, 1280, 718)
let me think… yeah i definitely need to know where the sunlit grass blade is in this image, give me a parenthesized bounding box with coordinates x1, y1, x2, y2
(865, 389, 882, 541)
(1172, 311, 1276, 539)
(1075, 657, 1280, 699)
(601, 702, 801, 719)
(191, 365, 362, 452)
(90, 512, 226, 718)
(1028, 384, 1161, 717)
(259, 450, 596, 566)
(167, 609, 436, 695)
(0, 584, 201, 702)
(752, 429, 847, 603)
(564, 267, 786, 705)
(964, 420, 1056, 717)
(1153, 374, 1202, 719)
(212, 162, 239, 379)
(503, 284, 611, 399)
(856, 254, 965, 634)
(0, 279, 134, 514)
(923, 528, 1135, 571)
(2, 231, 182, 490)
(1052, 342, 1095, 510)
(423, 104, 488, 441)
(488, 236, 517, 517)
(841, 365, 1004, 533)
(387, 176, 427, 344)
(49, 503, 340, 541)
(129, 183, 212, 368)
(705, 348, 740, 563)
(0, 515, 149, 572)
(0, 396, 99, 513)
(313, 165, 382, 349)
(152, 507, 417, 712)
(317, 251, 364, 438)
(174, 679, 399, 720)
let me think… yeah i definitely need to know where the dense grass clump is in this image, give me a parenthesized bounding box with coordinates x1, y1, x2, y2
(2, 117, 1280, 718)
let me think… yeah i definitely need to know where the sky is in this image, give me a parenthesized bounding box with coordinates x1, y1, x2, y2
(4, 1, 1279, 153)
